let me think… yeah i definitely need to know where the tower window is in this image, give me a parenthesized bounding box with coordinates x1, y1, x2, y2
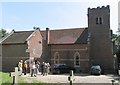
(96, 18, 99, 24)
(96, 17, 103, 24)
(99, 17, 102, 24)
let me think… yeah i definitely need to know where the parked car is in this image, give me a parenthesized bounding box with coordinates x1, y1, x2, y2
(53, 64, 75, 74)
(90, 65, 101, 75)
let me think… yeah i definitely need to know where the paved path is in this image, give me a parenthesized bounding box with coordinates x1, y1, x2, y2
(21, 73, 119, 84)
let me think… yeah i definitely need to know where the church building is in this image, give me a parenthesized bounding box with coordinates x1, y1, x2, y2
(1, 5, 114, 73)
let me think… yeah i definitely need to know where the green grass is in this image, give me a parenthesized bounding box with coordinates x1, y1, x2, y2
(0, 72, 12, 84)
(0, 71, 25, 85)
(0, 72, 51, 85)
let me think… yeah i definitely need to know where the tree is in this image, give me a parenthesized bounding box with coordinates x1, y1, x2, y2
(112, 34, 120, 65)
(112, 34, 120, 45)
(0, 29, 8, 38)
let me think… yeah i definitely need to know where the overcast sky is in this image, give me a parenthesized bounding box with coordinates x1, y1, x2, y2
(0, 0, 119, 34)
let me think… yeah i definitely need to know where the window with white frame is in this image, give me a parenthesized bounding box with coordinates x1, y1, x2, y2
(74, 52, 80, 67)
(54, 52, 59, 64)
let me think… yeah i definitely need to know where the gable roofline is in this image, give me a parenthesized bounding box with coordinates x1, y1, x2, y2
(2, 30, 33, 44)
(26, 27, 41, 41)
(0, 29, 15, 44)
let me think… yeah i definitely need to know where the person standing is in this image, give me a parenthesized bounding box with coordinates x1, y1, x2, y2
(35, 61, 40, 76)
(46, 63, 50, 75)
(33, 62, 36, 77)
(24, 61, 28, 75)
(44, 63, 47, 76)
(29, 60, 33, 76)
(41, 62, 44, 75)
(18, 60, 23, 76)
(31, 61, 36, 77)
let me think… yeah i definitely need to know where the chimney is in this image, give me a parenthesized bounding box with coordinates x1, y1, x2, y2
(46, 27, 50, 44)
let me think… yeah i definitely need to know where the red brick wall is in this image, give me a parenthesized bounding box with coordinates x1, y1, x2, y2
(27, 29, 42, 59)
(50, 44, 90, 72)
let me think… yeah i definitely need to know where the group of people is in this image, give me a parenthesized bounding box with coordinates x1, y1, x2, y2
(29, 59, 40, 77)
(41, 62, 51, 76)
(18, 59, 30, 76)
(18, 59, 51, 77)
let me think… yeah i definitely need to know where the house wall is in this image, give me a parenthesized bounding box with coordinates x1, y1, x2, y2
(2, 44, 29, 72)
(50, 44, 89, 72)
(27, 29, 43, 59)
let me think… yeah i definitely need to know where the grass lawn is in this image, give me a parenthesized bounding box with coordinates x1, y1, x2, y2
(0, 71, 26, 85)
(0, 72, 50, 85)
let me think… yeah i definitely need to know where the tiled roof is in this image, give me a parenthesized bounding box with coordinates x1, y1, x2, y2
(2, 31, 33, 44)
(2, 28, 88, 44)
(41, 28, 88, 44)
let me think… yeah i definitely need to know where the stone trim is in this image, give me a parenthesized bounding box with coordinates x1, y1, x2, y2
(51, 48, 88, 51)
(51, 58, 89, 61)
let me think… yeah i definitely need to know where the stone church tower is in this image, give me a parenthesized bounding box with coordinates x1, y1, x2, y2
(88, 5, 114, 72)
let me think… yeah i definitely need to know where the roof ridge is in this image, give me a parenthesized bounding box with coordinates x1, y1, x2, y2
(40, 27, 87, 32)
(14, 30, 34, 33)
(50, 27, 86, 31)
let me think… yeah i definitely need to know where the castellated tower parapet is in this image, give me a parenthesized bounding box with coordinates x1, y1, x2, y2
(88, 5, 110, 11)
(88, 5, 110, 29)
(88, 5, 110, 21)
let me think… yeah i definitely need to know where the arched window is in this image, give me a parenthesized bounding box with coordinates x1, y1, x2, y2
(74, 52, 80, 67)
(54, 52, 59, 64)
